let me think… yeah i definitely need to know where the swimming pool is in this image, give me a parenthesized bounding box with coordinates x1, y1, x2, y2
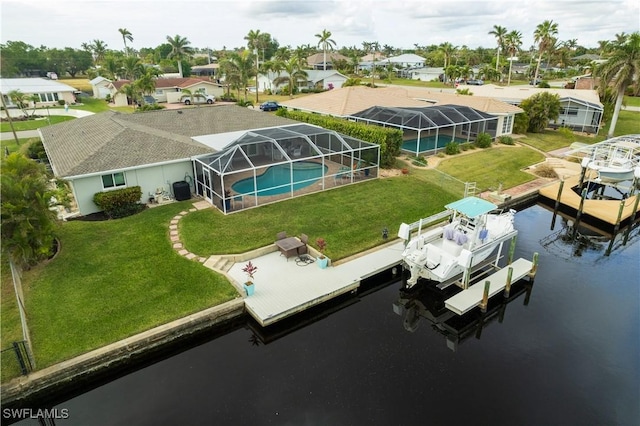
(231, 161, 328, 196)
(402, 135, 467, 153)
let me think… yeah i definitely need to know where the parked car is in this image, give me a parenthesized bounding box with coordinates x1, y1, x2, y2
(529, 78, 542, 85)
(180, 94, 215, 105)
(466, 79, 484, 86)
(259, 101, 281, 111)
(136, 95, 157, 106)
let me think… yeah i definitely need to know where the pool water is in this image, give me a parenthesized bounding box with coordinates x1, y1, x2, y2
(402, 136, 467, 153)
(231, 161, 328, 196)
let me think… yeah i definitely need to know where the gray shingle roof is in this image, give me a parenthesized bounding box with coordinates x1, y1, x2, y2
(41, 105, 298, 178)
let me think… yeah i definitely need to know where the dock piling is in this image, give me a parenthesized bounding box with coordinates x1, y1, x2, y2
(480, 281, 490, 313)
(623, 195, 640, 246)
(530, 252, 539, 277)
(606, 200, 626, 256)
(572, 188, 588, 240)
(551, 180, 565, 230)
(503, 267, 514, 298)
(508, 235, 517, 265)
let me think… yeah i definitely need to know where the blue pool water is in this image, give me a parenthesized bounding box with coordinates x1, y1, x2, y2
(232, 161, 327, 196)
(402, 135, 467, 153)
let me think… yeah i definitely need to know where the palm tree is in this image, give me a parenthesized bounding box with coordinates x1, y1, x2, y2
(504, 30, 522, 86)
(121, 56, 143, 80)
(488, 25, 508, 72)
(273, 57, 308, 98)
(244, 30, 263, 103)
(533, 20, 559, 84)
(103, 54, 122, 80)
(438, 42, 457, 83)
(315, 29, 336, 71)
(118, 28, 133, 55)
(595, 32, 640, 137)
(166, 34, 194, 78)
(220, 50, 255, 102)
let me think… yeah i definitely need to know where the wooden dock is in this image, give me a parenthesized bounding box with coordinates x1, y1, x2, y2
(538, 175, 640, 228)
(445, 258, 534, 315)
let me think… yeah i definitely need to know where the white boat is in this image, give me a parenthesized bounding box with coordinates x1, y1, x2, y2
(573, 135, 640, 184)
(398, 197, 518, 288)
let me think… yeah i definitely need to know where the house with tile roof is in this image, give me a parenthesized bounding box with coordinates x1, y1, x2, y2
(40, 106, 298, 215)
(306, 52, 349, 70)
(257, 70, 348, 94)
(107, 77, 223, 106)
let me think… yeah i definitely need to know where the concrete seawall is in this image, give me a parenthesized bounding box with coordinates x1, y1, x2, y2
(1, 298, 245, 406)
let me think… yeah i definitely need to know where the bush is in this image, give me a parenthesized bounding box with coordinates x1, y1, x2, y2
(219, 94, 237, 102)
(411, 155, 428, 166)
(136, 104, 165, 112)
(236, 99, 253, 107)
(58, 100, 66, 106)
(93, 186, 144, 219)
(513, 111, 529, 134)
(445, 142, 460, 155)
(557, 127, 574, 140)
(26, 140, 48, 161)
(498, 135, 514, 145)
(538, 81, 551, 88)
(533, 164, 558, 178)
(474, 133, 492, 148)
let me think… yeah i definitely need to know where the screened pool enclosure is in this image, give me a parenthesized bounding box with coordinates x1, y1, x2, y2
(350, 105, 498, 156)
(193, 124, 380, 213)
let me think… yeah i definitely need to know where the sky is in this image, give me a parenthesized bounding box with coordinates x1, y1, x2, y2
(1, 0, 638, 53)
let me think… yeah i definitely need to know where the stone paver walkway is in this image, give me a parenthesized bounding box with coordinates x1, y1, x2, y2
(169, 200, 214, 264)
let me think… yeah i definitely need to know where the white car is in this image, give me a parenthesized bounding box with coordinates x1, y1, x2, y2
(180, 94, 215, 105)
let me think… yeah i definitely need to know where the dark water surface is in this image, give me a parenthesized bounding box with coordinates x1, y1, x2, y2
(13, 205, 640, 425)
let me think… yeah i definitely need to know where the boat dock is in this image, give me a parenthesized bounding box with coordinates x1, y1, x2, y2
(445, 258, 534, 315)
(538, 175, 640, 232)
(226, 241, 406, 326)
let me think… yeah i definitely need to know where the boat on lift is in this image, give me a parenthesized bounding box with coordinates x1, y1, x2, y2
(398, 197, 518, 288)
(570, 135, 640, 184)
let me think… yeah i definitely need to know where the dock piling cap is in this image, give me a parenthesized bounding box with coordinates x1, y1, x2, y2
(445, 197, 498, 219)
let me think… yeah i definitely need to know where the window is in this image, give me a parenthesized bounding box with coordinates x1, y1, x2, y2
(561, 107, 579, 116)
(501, 115, 513, 134)
(102, 172, 126, 189)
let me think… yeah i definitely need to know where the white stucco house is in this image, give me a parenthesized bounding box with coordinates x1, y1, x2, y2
(404, 67, 445, 82)
(0, 78, 78, 107)
(384, 54, 426, 69)
(89, 76, 112, 99)
(257, 70, 348, 93)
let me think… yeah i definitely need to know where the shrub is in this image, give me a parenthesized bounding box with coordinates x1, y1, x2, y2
(93, 186, 144, 219)
(445, 142, 460, 155)
(498, 135, 514, 145)
(58, 100, 66, 106)
(411, 155, 428, 166)
(236, 99, 253, 107)
(474, 133, 493, 148)
(533, 164, 558, 178)
(538, 81, 551, 88)
(557, 127, 574, 140)
(136, 104, 165, 112)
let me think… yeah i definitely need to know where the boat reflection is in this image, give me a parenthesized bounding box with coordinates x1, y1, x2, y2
(393, 277, 534, 351)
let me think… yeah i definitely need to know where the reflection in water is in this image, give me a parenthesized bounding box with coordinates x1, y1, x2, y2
(393, 277, 533, 351)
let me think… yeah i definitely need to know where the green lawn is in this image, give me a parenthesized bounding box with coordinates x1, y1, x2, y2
(624, 95, 640, 108)
(0, 137, 40, 156)
(0, 115, 75, 132)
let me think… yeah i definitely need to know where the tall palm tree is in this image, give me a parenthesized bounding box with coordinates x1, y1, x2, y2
(118, 28, 133, 55)
(166, 34, 194, 78)
(504, 30, 522, 86)
(220, 50, 255, 102)
(438, 42, 457, 82)
(244, 30, 263, 103)
(488, 25, 508, 72)
(121, 56, 143, 80)
(533, 20, 559, 84)
(315, 29, 336, 71)
(595, 32, 640, 137)
(273, 57, 308, 98)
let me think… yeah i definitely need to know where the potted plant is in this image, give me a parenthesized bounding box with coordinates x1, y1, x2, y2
(241, 261, 258, 296)
(316, 238, 329, 269)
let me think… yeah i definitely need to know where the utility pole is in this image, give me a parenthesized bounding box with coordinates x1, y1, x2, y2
(0, 92, 21, 147)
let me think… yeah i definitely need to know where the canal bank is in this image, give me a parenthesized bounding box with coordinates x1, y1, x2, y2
(0, 157, 587, 408)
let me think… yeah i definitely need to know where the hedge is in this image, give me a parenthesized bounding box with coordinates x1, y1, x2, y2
(276, 109, 403, 168)
(93, 186, 143, 219)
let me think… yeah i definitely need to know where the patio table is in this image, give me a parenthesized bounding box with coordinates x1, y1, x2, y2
(275, 237, 305, 260)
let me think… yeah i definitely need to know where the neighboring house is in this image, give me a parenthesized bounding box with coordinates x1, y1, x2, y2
(384, 54, 426, 69)
(191, 63, 219, 78)
(107, 77, 223, 106)
(0, 78, 78, 107)
(257, 70, 348, 93)
(40, 106, 299, 216)
(306, 52, 349, 70)
(404, 67, 445, 82)
(461, 84, 603, 133)
(280, 85, 522, 139)
(89, 76, 112, 99)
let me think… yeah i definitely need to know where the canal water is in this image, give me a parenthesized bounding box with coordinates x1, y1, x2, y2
(12, 205, 640, 425)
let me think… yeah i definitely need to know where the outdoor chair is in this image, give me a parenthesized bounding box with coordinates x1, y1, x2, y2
(298, 234, 309, 255)
(292, 146, 303, 158)
(277, 231, 287, 240)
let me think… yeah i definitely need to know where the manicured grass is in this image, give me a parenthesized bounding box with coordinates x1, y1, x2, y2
(436, 146, 545, 192)
(624, 96, 640, 108)
(20, 202, 238, 369)
(0, 137, 40, 155)
(181, 177, 458, 260)
(1, 260, 25, 382)
(59, 78, 92, 93)
(607, 109, 640, 135)
(0, 115, 75, 132)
